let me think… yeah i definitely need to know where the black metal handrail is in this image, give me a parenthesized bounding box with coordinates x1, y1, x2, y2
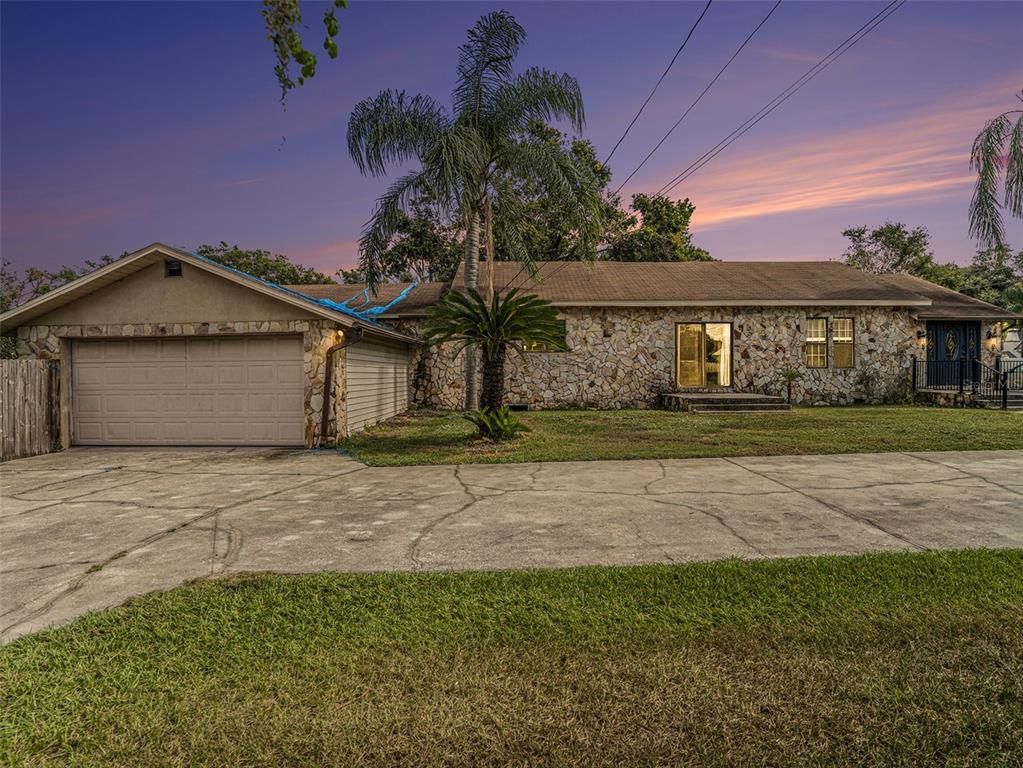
(910, 355, 1012, 409)
(974, 359, 1008, 408)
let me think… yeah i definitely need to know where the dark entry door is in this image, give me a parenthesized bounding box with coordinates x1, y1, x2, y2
(926, 321, 980, 387)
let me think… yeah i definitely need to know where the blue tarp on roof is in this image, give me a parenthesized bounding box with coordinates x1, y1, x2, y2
(185, 250, 416, 326)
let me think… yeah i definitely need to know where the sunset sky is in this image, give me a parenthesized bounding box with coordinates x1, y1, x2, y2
(2, 1, 1021, 276)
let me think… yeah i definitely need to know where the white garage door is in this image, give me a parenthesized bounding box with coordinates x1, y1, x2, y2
(72, 337, 305, 446)
(346, 340, 409, 434)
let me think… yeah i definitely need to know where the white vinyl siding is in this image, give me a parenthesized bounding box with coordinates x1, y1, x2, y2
(71, 336, 305, 446)
(346, 340, 410, 434)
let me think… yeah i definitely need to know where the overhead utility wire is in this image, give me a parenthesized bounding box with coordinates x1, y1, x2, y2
(614, 0, 783, 195)
(521, 1, 904, 297)
(602, 0, 714, 166)
(658, 0, 904, 196)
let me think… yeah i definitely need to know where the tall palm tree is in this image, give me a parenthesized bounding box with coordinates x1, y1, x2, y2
(421, 288, 567, 411)
(347, 10, 602, 410)
(970, 91, 1023, 249)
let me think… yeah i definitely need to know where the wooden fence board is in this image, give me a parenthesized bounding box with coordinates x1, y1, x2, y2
(1, 359, 60, 462)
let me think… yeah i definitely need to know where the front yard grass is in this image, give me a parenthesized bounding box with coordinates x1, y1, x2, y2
(341, 405, 1023, 465)
(2, 550, 1021, 767)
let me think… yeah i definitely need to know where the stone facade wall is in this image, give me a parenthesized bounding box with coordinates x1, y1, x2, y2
(403, 307, 1002, 409)
(15, 319, 347, 447)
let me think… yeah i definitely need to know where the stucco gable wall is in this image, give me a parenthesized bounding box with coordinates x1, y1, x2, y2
(32, 261, 319, 326)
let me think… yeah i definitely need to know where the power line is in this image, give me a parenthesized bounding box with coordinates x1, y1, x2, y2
(658, 0, 904, 197)
(602, 0, 714, 166)
(509, 1, 905, 296)
(614, 0, 783, 195)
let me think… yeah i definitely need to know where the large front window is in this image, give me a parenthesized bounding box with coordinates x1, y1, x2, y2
(676, 323, 731, 387)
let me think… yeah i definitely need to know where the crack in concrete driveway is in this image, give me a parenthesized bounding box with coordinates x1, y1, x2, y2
(2, 447, 1021, 642)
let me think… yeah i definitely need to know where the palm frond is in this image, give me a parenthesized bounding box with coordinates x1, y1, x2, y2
(1004, 112, 1023, 221)
(358, 171, 435, 288)
(348, 90, 450, 176)
(452, 11, 526, 122)
(488, 68, 585, 134)
(969, 114, 1010, 248)
(421, 287, 566, 363)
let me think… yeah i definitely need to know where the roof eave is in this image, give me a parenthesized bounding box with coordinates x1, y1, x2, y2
(547, 299, 934, 308)
(0, 243, 419, 345)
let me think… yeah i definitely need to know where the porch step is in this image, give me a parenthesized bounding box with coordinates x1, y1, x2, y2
(661, 391, 790, 413)
(691, 403, 792, 414)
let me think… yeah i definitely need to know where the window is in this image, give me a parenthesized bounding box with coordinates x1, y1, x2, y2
(805, 318, 827, 368)
(832, 317, 854, 368)
(164, 259, 183, 277)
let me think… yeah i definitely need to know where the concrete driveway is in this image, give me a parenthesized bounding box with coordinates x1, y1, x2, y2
(2, 447, 1021, 641)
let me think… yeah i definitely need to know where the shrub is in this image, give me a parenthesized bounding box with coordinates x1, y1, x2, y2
(463, 406, 529, 441)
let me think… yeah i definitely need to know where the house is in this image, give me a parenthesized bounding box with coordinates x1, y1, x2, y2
(404, 260, 1019, 409)
(3, 247, 1019, 450)
(0, 243, 420, 448)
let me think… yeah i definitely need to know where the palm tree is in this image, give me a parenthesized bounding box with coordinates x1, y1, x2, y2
(421, 288, 567, 410)
(970, 91, 1023, 249)
(347, 10, 602, 410)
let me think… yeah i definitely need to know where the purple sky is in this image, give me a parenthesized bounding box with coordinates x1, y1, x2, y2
(2, 1, 1021, 277)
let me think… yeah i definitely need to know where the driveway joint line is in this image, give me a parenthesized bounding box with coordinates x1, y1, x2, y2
(721, 457, 927, 552)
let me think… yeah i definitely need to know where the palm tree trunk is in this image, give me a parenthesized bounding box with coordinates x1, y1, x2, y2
(463, 211, 481, 411)
(481, 344, 506, 410)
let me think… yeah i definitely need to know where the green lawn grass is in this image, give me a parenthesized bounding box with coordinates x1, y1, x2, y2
(2, 550, 1021, 767)
(341, 405, 1023, 466)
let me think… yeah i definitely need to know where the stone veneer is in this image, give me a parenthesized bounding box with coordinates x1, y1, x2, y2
(16, 319, 347, 447)
(404, 307, 1001, 409)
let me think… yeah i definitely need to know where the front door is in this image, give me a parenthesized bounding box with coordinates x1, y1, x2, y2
(676, 323, 731, 388)
(926, 321, 980, 387)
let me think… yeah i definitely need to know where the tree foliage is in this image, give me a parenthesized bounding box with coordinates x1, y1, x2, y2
(969, 91, 1023, 249)
(496, 122, 632, 261)
(337, 206, 461, 284)
(842, 222, 1023, 316)
(841, 222, 934, 275)
(422, 287, 567, 410)
(195, 242, 333, 285)
(606, 194, 712, 262)
(262, 0, 346, 104)
(347, 10, 603, 289)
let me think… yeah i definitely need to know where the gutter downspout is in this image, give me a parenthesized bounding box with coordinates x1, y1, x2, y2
(320, 326, 364, 446)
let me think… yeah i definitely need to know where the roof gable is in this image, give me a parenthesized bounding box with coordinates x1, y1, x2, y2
(0, 243, 417, 343)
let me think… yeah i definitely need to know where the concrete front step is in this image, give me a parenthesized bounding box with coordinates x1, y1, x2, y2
(691, 403, 792, 413)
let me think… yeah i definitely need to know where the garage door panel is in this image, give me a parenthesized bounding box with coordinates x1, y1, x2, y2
(72, 336, 304, 446)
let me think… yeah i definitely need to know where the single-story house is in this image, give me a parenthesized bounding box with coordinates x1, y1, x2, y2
(395, 260, 1019, 410)
(3, 245, 1019, 448)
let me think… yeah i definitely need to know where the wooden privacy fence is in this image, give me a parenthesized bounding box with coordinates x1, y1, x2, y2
(1, 359, 61, 462)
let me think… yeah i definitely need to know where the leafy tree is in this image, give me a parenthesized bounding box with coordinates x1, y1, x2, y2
(338, 206, 461, 284)
(841, 223, 1023, 320)
(262, 0, 346, 104)
(195, 242, 333, 285)
(841, 222, 934, 275)
(969, 91, 1023, 249)
(606, 194, 712, 262)
(348, 10, 602, 409)
(422, 288, 567, 410)
(496, 122, 631, 261)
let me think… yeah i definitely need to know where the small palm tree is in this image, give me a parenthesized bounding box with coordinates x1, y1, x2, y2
(347, 10, 603, 410)
(422, 288, 567, 410)
(778, 367, 802, 404)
